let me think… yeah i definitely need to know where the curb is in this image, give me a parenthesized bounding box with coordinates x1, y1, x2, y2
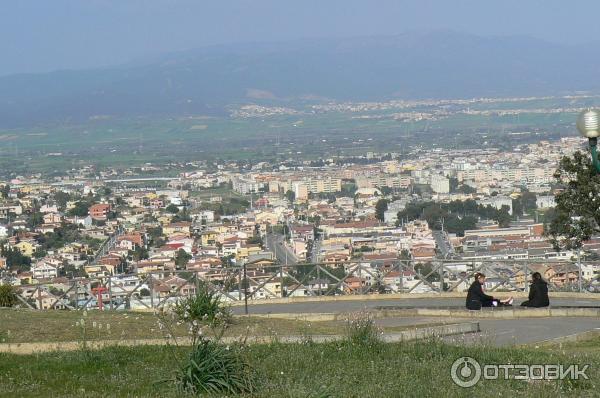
(0, 322, 480, 355)
(229, 292, 600, 307)
(248, 307, 600, 321)
(534, 328, 600, 347)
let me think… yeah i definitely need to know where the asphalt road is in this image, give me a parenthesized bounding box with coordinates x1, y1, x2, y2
(433, 230, 454, 258)
(265, 233, 298, 265)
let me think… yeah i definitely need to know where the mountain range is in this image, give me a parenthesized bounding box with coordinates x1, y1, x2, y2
(1, 30, 599, 128)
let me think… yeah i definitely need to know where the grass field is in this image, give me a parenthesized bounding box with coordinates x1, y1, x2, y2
(0, 308, 599, 397)
(0, 308, 448, 344)
(0, 337, 598, 397)
(0, 309, 341, 343)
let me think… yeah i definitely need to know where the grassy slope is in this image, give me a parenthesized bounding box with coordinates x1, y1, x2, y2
(0, 339, 598, 397)
(0, 309, 344, 343)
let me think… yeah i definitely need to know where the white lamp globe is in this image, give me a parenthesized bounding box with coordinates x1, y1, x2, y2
(576, 109, 600, 138)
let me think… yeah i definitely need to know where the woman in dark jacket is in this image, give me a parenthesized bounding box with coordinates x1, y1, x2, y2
(521, 272, 550, 307)
(466, 273, 513, 310)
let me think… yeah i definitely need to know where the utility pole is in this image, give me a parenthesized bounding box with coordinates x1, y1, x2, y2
(243, 262, 248, 315)
(577, 248, 582, 293)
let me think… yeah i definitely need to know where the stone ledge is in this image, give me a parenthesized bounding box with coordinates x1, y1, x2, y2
(229, 292, 600, 307)
(251, 307, 600, 321)
(0, 322, 480, 354)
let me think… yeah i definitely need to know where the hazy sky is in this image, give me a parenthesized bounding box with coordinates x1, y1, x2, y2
(2, 0, 600, 76)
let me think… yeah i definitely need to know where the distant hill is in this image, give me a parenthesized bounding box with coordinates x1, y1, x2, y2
(1, 31, 599, 128)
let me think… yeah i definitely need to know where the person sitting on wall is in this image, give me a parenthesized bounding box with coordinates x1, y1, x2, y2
(520, 272, 550, 308)
(466, 272, 513, 310)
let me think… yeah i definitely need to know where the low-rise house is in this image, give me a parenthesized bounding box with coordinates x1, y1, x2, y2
(307, 278, 330, 294)
(14, 240, 40, 258)
(90, 203, 111, 220)
(382, 270, 416, 292)
(43, 213, 62, 224)
(285, 283, 311, 297)
(153, 276, 197, 298)
(163, 222, 191, 237)
(32, 261, 59, 280)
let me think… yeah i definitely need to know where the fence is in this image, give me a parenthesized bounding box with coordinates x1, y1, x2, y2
(13, 259, 599, 311)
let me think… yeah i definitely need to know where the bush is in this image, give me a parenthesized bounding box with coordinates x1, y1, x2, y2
(344, 311, 382, 347)
(176, 339, 254, 395)
(173, 283, 231, 331)
(0, 284, 18, 307)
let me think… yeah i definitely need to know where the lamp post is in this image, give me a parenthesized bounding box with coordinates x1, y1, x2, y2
(576, 109, 600, 173)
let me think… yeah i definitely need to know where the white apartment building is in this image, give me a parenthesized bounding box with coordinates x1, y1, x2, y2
(477, 196, 513, 215)
(355, 174, 412, 189)
(430, 174, 450, 194)
(232, 178, 263, 194)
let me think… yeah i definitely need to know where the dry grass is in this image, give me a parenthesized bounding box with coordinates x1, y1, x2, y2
(0, 308, 451, 344)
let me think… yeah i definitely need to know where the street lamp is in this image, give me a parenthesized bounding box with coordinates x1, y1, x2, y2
(576, 109, 600, 173)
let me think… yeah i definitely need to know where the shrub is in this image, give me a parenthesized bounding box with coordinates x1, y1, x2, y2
(176, 339, 254, 395)
(0, 284, 18, 307)
(172, 282, 231, 341)
(344, 310, 382, 347)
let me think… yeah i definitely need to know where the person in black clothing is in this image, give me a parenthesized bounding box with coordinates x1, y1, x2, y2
(466, 273, 513, 310)
(520, 272, 550, 307)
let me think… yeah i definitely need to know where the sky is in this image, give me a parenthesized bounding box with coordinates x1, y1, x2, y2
(2, 0, 600, 76)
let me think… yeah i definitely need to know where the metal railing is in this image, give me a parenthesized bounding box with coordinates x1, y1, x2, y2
(12, 259, 599, 310)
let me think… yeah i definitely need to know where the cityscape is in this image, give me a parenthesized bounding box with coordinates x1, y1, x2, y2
(1, 130, 598, 310)
(1, 2, 599, 397)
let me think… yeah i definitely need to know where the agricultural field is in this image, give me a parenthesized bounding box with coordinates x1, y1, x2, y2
(0, 96, 586, 175)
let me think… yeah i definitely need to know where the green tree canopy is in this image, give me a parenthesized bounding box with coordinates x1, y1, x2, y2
(175, 249, 192, 269)
(546, 151, 600, 250)
(166, 204, 180, 214)
(375, 199, 389, 221)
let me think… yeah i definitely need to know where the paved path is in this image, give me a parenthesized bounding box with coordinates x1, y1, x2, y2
(232, 297, 600, 315)
(233, 297, 600, 347)
(443, 317, 600, 347)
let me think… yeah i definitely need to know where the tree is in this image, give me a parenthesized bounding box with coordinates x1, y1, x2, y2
(54, 191, 71, 210)
(27, 211, 44, 229)
(247, 235, 263, 246)
(546, 151, 600, 250)
(512, 198, 524, 217)
(449, 177, 459, 193)
(166, 204, 180, 214)
(285, 190, 295, 203)
(59, 263, 87, 278)
(457, 184, 477, 194)
(1, 246, 31, 271)
(175, 249, 192, 269)
(67, 201, 90, 217)
(414, 262, 440, 282)
(131, 245, 149, 261)
(0, 284, 18, 307)
(0, 184, 9, 199)
(494, 206, 512, 228)
(375, 199, 389, 221)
